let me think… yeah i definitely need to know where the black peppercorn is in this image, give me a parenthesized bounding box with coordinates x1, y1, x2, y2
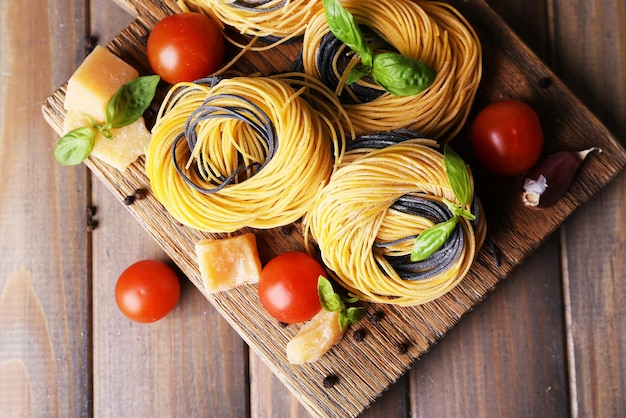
(323, 374, 339, 388)
(352, 328, 366, 342)
(369, 311, 385, 325)
(395, 343, 408, 355)
(86, 219, 98, 232)
(86, 206, 97, 217)
(84, 36, 98, 53)
(133, 188, 147, 200)
(123, 195, 135, 205)
(538, 77, 552, 88)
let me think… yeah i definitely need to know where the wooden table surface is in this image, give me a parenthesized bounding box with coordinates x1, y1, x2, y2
(2, 0, 625, 417)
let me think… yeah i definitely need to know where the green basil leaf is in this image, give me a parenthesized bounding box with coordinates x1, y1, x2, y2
(84, 114, 99, 127)
(101, 129, 114, 140)
(444, 145, 473, 206)
(318, 276, 344, 312)
(342, 294, 361, 304)
(322, 0, 373, 67)
(371, 52, 436, 96)
(339, 306, 366, 332)
(106, 75, 160, 129)
(54, 126, 97, 166)
(454, 207, 476, 221)
(346, 66, 371, 85)
(443, 198, 476, 221)
(410, 216, 458, 262)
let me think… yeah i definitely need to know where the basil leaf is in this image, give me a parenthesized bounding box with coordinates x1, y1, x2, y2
(346, 66, 371, 85)
(101, 129, 113, 140)
(444, 145, 473, 206)
(322, 0, 373, 67)
(454, 207, 476, 221)
(318, 276, 344, 312)
(339, 306, 366, 332)
(54, 126, 97, 166)
(318, 276, 365, 332)
(371, 52, 436, 96)
(342, 295, 360, 304)
(443, 198, 476, 221)
(106, 75, 160, 129)
(410, 216, 458, 262)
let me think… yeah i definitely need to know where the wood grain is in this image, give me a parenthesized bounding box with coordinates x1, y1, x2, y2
(4, 0, 623, 417)
(551, 0, 626, 416)
(1, 0, 91, 416)
(406, 3, 571, 417)
(44, 2, 624, 416)
(20, 0, 625, 416)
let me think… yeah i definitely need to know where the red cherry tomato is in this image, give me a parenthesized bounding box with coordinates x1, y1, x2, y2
(115, 260, 181, 323)
(470, 99, 544, 176)
(147, 12, 225, 84)
(258, 252, 325, 324)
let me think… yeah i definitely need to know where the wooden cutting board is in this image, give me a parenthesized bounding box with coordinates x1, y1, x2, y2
(42, 0, 626, 416)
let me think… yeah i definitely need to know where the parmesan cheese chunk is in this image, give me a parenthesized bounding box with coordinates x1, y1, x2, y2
(64, 46, 139, 121)
(63, 110, 151, 171)
(286, 309, 344, 364)
(62, 46, 150, 171)
(195, 233, 263, 294)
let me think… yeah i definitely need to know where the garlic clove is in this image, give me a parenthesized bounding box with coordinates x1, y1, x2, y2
(521, 148, 601, 208)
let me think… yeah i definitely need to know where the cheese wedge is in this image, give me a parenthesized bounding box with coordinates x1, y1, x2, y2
(62, 45, 150, 171)
(286, 309, 344, 364)
(195, 233, 263, 294)
(63, 110, 151, 171)
(64, 46, 138, 121)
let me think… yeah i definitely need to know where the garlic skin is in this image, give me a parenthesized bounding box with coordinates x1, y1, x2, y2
(521, 148, 600, 208)
(522, 175, 548, 207)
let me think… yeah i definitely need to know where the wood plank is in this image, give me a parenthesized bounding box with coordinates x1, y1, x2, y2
(88, 2, 250, 417)
(41, 0, 626, 416)
(551, 1, 626, 416)
(0, 0, 90, 416)
(406, 2, 569, 417)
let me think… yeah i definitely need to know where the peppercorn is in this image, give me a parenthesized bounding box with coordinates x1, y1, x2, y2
(86, 205, 98, 231)
(123, 195, 135, 205)
(395, 343, 408, 355)
(86, 219, 98, 232)
(323, 374, 339, 388)
(84, 35, 98, 53)
(538, 77, 552, 88)
(369, 311, 385, 325)
(352, 328, 366, 342)
(133, 188, 147, 200)
(86, 206, 97, 217)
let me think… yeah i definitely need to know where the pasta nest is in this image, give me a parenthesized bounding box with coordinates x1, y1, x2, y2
(304, 137, 487, 306)
(146, 75, 348, 233)
(298, 0, 482, 141)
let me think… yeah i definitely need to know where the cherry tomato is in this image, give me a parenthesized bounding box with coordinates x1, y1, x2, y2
(115, 260, 181, 323)
(471, 99, 544, 176)
(147, 12, 225, 84)
(258, 252, 325, 324)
